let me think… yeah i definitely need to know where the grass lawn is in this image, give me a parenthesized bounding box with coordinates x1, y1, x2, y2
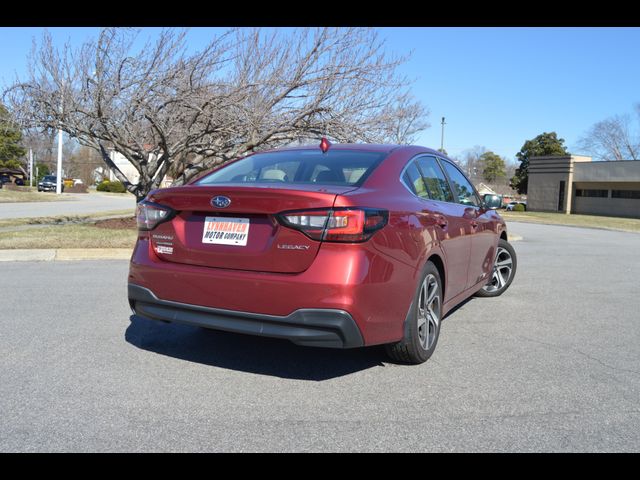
(0, 210, 134, 229)
(501, 210, 640, 233)
(0, 224, 137, 249)
(0, 188, 73, 203)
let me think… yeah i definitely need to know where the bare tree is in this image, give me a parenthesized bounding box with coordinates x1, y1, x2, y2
(459, 145, 487, 183)
(66, 145, 104, 185)
(4, 27, 429, 201)
(577, 114, 639, 161)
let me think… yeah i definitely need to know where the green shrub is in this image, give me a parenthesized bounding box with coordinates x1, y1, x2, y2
(513, 203, 526, 212)
(107, 181, 126, 193)
(96, 180, 110, 192)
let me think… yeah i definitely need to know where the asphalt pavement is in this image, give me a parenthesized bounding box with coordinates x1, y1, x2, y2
(0, 192, 136, 219)
(1, 221, 639, 452)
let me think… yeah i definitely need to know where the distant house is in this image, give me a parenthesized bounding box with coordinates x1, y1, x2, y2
(96, 150, 170, 186)
(475, 182, 515, 207)
(0, 167, 28, 184)
(107, 151, 141, 185)
(476, 183, 496, 196)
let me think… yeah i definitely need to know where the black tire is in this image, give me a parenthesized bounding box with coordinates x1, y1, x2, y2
(385, 261, 443, 364)
(475, 238, 517, 298)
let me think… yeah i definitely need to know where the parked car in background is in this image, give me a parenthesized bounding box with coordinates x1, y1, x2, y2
(505, 201, 527, 211)
(38, 175, 64, 192)
(128, 142, 517, 364)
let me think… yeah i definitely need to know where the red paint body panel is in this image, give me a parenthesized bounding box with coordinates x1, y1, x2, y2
(129, 237, 415, 345)
(146, 185, 353, 273)
(129, 144, 507, 347)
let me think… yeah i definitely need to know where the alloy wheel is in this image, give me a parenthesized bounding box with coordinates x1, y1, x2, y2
(483, 247, 513, 293)
(417, 273, 441, 351)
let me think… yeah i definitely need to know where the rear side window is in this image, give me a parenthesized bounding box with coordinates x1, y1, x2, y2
(197, 150, 387, 187)
(416, 156, 454, 203)
(402, 162, 429, 198)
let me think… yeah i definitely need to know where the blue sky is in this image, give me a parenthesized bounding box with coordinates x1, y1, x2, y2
(1, 27, 639, 163)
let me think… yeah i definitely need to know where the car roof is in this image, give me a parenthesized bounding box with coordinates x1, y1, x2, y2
(259, 143, 446, 157)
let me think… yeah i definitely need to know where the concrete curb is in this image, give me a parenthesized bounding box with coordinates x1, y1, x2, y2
(0, 249, 56, 262)
(0, 248, 132, 262)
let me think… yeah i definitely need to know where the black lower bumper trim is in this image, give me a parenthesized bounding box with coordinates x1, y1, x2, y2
(128, 284, 364, 348)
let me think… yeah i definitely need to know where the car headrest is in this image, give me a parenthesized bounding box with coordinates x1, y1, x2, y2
(315, 170, 343, 183)
(261, 169, 288, 181)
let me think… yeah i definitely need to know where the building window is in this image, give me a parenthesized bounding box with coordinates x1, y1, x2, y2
(575, 189, 609, 198)
(558, 181, 565, 211)
(611, 190, 640, 199)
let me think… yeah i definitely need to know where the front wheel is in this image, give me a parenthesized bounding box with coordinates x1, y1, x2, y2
(385, 261, 443, 364)
(475, 238, 517, 297)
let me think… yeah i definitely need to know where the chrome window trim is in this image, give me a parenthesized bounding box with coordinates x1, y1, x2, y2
(399, 154, 459, 205)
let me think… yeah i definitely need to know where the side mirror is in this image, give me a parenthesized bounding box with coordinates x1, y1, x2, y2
(483, 194, 502, 210)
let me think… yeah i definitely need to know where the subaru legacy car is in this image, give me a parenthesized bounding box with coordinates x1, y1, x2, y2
(128, 142, 517, 364)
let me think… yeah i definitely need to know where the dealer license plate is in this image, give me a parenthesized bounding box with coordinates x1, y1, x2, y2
(202, 217, 250, 246)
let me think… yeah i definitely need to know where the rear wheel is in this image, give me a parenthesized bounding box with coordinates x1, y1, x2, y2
(385, 261, 442, 364)
(475, 238, 517, 297)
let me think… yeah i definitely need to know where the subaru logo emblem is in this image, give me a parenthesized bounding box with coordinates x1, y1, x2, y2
(211, 196, 231, 208)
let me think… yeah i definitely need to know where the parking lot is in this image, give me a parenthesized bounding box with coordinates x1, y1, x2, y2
(1, 221, 639, 452)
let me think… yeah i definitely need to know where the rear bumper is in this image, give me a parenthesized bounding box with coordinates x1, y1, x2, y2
(128, 283, 364, 348)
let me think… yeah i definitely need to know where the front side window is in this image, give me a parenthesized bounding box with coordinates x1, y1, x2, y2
(439, 159, 480, 207)
(197, 150, 386, 187)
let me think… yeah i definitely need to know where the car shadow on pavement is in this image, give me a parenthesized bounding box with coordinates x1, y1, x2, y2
(125, 315, 387, 381)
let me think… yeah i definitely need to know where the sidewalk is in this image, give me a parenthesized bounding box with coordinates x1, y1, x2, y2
(0, 248, 132, 262)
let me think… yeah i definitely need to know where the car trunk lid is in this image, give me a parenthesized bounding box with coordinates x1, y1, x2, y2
(146, 185, 355, 273)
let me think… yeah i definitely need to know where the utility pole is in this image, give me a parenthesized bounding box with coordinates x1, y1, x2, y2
(440, 117, 446, 153)
(56, 129, 63, 194)
(29, 149, 33, 187)
(56, 89, 64, 194)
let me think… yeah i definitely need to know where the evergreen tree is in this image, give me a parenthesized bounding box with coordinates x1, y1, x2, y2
(510, 132, 568, 194)
(480, 151, 506, 183)
(0, 105, 26, 168)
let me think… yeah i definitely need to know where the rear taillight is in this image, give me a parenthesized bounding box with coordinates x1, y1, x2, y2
(278, 208, 388, 242)
(136, 200, 175, 231)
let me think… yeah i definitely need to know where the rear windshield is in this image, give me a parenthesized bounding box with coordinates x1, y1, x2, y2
(196, 150, 387, 187)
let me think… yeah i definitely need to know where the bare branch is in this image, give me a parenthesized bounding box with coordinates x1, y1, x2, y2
(4, 27, 429, 198)
(577, 114, 639, 161)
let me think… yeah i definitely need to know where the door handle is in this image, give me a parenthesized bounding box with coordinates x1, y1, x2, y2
(470, 220, 479, 229)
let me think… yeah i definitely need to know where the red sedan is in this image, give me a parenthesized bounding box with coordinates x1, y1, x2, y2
(128, 142, 517, 364)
